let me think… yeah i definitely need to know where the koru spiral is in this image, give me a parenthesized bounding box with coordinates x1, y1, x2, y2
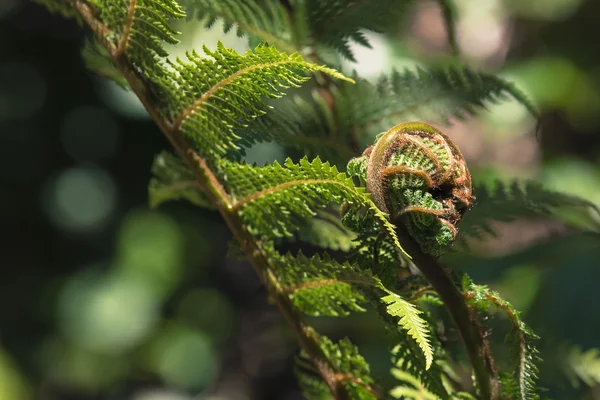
(345, 122, 474, 255)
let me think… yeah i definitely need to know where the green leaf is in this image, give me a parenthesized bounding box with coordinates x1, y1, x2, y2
(271, 250, 368, 317)
(160, 43, 352, 161)
(467, 284, 541, 400)
(390, 368, 441, 400)
(337, 66, 538, 144)
(460, 180, 600, 242)
(149, 152, 214, 209)
(81, 40, 129, 89)
(382, 292, 434, 370)
(220, 156, 406, 256)
(306, 0, 413, 61)
(89, 0, 185, 74)
(296, 330, 377, 400)
(184, 0, 298, 54)
(297, 211, 356, 252)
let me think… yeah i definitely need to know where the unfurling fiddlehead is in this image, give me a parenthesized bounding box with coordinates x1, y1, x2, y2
(345, 122, 474, 254)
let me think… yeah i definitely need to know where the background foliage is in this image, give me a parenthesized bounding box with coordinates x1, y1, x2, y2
(1, 0, 600, 399)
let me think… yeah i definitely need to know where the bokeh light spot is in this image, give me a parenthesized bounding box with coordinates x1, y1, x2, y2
(117, 210, 184, 293)
(58, 270, 159, 354)
(42, 167, 117, 233)
(149, 325, 218, 390)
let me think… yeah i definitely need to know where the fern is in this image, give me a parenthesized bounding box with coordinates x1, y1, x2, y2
(36, 0, 581, 399)
(81, 40, 130, 88)
(297, 210, 356, 252)
(466, 282, 541, 400)
(159, 43, 352, 161)
(149, 152, 214, 209)
(219, 156, 405, 255)
(337, 66, 538, 144)
(296, 331, 378, 399)
(184, 0, 298, 53)
(306, 0, 413, 61)
(89, 0, 185, 74)
(233, 93, 354, 163)
(271, 250, 368, 316)
(382, 292, 434, 370)
(460, 180, 600, 241)
(390, 368, 442, 400)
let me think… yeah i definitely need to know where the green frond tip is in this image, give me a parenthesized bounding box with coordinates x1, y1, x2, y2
(160, 42, 352, 160)
(382, 292, 433, 370)
(148, 152, 214, 209)
(390, 369, 441, 400)
(337, 66, 538, 143)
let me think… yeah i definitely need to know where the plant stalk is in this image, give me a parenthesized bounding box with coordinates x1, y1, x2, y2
(395, 223, 498, 399)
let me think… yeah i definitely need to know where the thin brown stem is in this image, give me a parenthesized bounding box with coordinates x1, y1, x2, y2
(117, 0, 136, 55)
(394, 221, 499, 399)
(71, 2, 375, 398)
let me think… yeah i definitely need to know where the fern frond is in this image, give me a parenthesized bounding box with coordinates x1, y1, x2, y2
(460, 180, 600, 242)
(297, 210, 356, 252)
(565, 346, 600, 388)
(306, 0, 413, 61)
(149, 152, 214, 209)
(382, 292, 434, 370)
(184, 0, 298, 54)
(390, 368, 441, 400)
(467, 283, 541, 400)
(220, 156, 405, 256)
(337, 66, 538, 143)
(89, 0, 184, 74)
(82, 40, 129, 88)
(234, 94, 355, 163)
(271, 250, 368, 317)
(160, 43, 351, 160)
(296, 331, 378, 399)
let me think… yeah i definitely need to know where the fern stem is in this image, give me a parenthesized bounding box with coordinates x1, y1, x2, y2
(72, 2, 373, 397)
(394, 222, 499, 399)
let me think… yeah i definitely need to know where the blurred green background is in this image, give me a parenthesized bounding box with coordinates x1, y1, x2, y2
(1, 0, 600, 399)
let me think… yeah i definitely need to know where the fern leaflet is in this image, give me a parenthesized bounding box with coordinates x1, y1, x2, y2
(460, 180, 600, 241)
(382, 292, 434, 370)
(219, 156, 406, 256)
(466, 282, 541, 400)
(184, 0, 298, 53)
(337, 66, 538, 144)
(89, 0, 185, 74)
(149, 152, 214, 209)
(159, 43, 352, 161)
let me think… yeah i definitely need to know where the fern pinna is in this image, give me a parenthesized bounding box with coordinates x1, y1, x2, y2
(36, 0, 600, 399)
